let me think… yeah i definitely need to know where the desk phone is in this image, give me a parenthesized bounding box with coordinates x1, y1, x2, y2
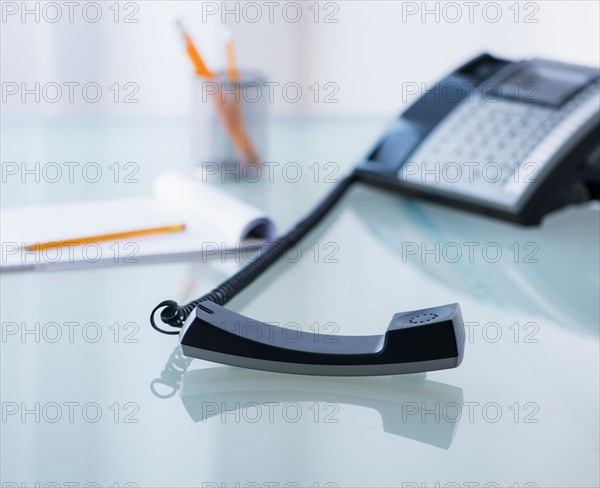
(357, 53, 600, 225)
(152, 53, 598, 376)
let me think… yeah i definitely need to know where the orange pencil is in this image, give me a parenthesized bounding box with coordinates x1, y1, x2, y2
(223, 26, 259, 162)
(224, 27, 239, 81)
(177, 20, 258, 163)
(26, 224, 186, 251)
(176, 20, 214, 78)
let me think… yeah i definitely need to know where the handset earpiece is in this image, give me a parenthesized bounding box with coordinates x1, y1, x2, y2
(179, 301, 465, 376)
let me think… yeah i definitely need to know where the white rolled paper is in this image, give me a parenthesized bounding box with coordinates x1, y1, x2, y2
(153, 171, 276, 243)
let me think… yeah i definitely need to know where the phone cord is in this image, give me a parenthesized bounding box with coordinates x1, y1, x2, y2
(150, 170, 359, 335)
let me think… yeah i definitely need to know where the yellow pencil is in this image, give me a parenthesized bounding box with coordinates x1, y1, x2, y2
(26, 224, 186, 251)
(223, 26, 259, 162)
(224, 26, 239, 81)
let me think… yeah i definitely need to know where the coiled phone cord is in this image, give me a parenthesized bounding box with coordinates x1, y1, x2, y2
(151, 170, 359, 335)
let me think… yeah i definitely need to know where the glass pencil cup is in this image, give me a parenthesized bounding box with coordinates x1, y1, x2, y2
(192, 72, 268, 175)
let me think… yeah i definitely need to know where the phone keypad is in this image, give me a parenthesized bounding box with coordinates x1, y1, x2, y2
(399, 82, 600, 208)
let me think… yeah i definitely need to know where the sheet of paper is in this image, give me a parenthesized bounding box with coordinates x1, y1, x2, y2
(0, 172, 275, 271)
(154, 171, 275, 242)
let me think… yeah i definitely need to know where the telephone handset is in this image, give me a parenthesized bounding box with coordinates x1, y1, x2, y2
(151, 54, 598, 375)
(179, 301, 464, 376)
(357, 53, 600, 225)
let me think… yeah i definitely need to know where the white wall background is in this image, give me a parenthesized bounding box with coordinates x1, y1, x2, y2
(1, 0, 599, 119)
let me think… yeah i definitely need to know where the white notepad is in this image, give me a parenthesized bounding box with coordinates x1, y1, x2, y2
(1, 172, 276, 271)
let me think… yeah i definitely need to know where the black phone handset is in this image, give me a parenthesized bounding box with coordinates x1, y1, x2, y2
(151, 171, 465, 376)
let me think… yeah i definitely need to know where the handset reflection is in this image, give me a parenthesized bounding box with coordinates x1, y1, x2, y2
(151, 346, 464, 450)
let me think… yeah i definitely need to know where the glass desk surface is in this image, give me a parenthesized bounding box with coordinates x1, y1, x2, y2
(1, 116, 599, 488)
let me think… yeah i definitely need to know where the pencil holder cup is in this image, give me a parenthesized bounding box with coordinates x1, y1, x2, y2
(192, 72, 268, 176)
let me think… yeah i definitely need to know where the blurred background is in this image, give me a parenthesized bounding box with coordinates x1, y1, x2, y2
(1, 4, 599, 485)
(2, 0, 599, 119)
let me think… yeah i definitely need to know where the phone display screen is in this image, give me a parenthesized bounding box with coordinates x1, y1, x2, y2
(499, 63, 595, 107)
